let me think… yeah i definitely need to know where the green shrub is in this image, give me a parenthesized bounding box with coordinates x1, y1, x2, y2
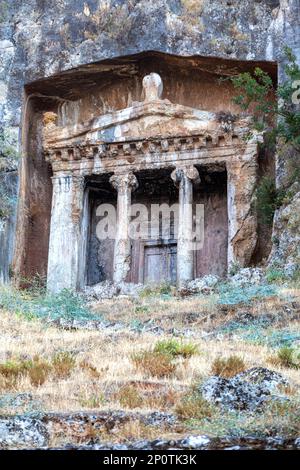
(154, 338, 198, 358)
(140, 283, 173, 298)
(218, 283, 277, 305)
(256, 176, 286, 226)
(0, 356, 52, 389)
(0, 285, 96, 322)
(266, 268, 287, 283)
(231, 46, 300, 151)
(276, 347, 300, 369)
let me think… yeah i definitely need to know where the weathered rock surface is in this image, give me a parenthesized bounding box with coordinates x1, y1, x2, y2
(0, 0, 300, 283)
(84, 281, 144, 300)
(201, 367, 289, 411)
(185, 275, 220, 294)
(268, 188, 300, 277)
(0, 417, 48, 448)
(229, 268, 265, 286)
(0, 411, 299, 450)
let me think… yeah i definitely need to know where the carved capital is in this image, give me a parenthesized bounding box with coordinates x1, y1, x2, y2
(110, 172, 138, 194)
(171, 166, 200, 187)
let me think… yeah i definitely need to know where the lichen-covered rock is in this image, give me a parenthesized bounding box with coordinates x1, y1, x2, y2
(201, 367, 289, 411)
(268, 189, 300, 276)
(83, 281, 143, 300)
(229, 267, 265, 286)
(185, 275, 220, 294)
(0, 417, 48, 449)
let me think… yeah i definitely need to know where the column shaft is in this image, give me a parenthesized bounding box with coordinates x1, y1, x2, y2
(171, 166, 200, 287)
(110, 172, 138, 284)
(47, 175, 85, 293)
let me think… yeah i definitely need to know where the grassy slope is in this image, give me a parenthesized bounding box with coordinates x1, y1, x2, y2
(0, 282, 300, 443)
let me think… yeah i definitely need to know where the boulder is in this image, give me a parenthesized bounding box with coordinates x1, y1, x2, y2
(83, 281, 144, 300)
(229, 268, 265, 286)
(185, 275, 220, 295)
(201, 367, 289, 411)
(0, 417, 48, 449)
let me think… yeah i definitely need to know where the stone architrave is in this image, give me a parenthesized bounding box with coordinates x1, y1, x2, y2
(110, 172, 138, 283)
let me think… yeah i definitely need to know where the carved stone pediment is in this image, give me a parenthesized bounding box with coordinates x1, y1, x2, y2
(43, 73, 252, 162)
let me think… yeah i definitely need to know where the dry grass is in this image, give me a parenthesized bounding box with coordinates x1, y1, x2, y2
(0, 286, 300, 416)
(131, 350, 176, 378)
(211, 355, 246, 378)
(175, 392, 214, 420)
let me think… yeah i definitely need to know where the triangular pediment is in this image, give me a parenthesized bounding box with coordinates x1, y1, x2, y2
(43, 73, 251, 152)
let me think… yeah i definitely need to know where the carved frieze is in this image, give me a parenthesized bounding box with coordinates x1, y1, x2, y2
(44, 132, 242, 164)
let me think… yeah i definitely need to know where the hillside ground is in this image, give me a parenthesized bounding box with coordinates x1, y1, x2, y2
(0, 278, 300, 446)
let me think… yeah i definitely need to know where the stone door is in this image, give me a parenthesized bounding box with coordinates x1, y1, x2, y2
(143, 243, 177, 285)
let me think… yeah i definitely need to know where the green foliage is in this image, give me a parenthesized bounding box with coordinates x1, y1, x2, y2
(231, 46, 300, 150)
(228, 261, 241, 276)
(154, 338, 198, 358)
(256, 176, 286, 225)
(140, 282, 173, 299)
(265, 268, 287, 283)
(0, 128, 19, 166)
(0, 1, 8, 23)
(0, 128, 19, 219)
(217, 283, 277, 306)
(276, 347, 300, 369)
(0, 285, 98, 322)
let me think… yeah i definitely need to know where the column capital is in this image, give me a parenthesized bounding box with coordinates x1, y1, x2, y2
(171, 166, 200, 187)
(110, 172, 138, 194)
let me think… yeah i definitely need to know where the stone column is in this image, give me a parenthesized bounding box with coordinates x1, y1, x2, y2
(47, 174, 85, 293)
(171, 166, 200, 287)
(110, 172, 138, 284)
(226, 155, 258, 270)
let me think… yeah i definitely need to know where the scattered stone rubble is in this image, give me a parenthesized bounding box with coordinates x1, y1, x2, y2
(83, 281, 144, 300)
(229, 268, 265, 286)
(185, 275, 220, 295)
(201, 367, 289, 411)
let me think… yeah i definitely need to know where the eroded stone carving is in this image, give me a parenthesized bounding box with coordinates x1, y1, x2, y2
(142, 73, 163, 101)
(42, 73, 260, 292)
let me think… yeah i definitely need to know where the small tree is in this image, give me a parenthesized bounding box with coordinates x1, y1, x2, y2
(231, 46, 300, 151)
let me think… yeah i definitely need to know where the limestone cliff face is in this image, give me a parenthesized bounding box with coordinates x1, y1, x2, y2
(0, 0, 299, 281)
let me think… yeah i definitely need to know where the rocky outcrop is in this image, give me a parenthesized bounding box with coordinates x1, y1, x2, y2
(201, 367, 289, 411)
(268, 185, 300, 277)
(0, 411, 299, 450)
(84, 281, 144, 300)
(0, 1, 299, 282)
